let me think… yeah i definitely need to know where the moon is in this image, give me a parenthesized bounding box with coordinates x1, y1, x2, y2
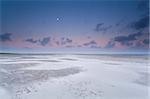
(56, 17, 60, 21)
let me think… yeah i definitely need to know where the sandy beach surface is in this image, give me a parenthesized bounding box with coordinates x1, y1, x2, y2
(0, 54, 149, 99)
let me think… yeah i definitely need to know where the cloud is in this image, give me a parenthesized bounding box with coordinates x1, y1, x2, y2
(25, 37, 50, 46)
(83, 40, 96, 46)
(95, 23, 104, 31)
(0, 33, 12, 42)
(116, 22, 121, 27)
(143, 39, 149, 45)
(55, 41, 60, 45)
(25, 38, 38, 43)
(128, 0, 149, 31)
(137, 0, 149, 16)
(114, 32, 142, 45)
(105, 31, 149, 50)
(130, 16, 149, 30)
(87, 36, 91, 39)
(25, 36, 73, 47)
(95, 23, 112, 32)
(66, 38, 72, 43)
(77, 45, 82, 47)
(115, 19, 125, 26)
(39, 37, 50, 46)
(104, 32, 144, 49)
(83, 40, 100, 48)
(105, 41, 115, 48)
(60, 37, 72, 45)
(65, 45, 74, 48)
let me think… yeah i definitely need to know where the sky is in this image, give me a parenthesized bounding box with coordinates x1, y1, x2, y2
(0, 0, 149, 53)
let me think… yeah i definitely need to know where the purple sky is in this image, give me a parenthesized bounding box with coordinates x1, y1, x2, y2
(0, 0, 149, 53)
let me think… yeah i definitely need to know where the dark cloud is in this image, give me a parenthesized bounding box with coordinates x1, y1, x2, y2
(56, 41, 60, 45)
(105, 41, 115, 48)
(128, 42, 144, 50)
(77, 45, 82, 47)
(115, 19, 125, 26)
(128, 0, 149, 31)
(114, 32, 142, 45)
(104, 32, 145, 48)
(137, 0, 149, 16)
(65, 45, 73, 48)
(66, 38, 72, 43)
(95, 23, 112, 32)
(60, 37, 72, 45)
(26, 38, 38, 43)
(135, 41, 145, 47)
(130, 16, 149, 30)
(83, 40, 100, 48)
(143, 39, 149, 45)
(39, 37, 50, 46)
(87, 36, 91, 39)
(25, 37, 50, 46)
(116, 23, 121, 27)
(0, 33, 12, 42)
(95, 23, 104, 31)
(106, 31, 149, 49)
(83, 40, 96, 46)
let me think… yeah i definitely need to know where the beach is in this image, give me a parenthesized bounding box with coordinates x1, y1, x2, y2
(0, 54, 149, 99)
